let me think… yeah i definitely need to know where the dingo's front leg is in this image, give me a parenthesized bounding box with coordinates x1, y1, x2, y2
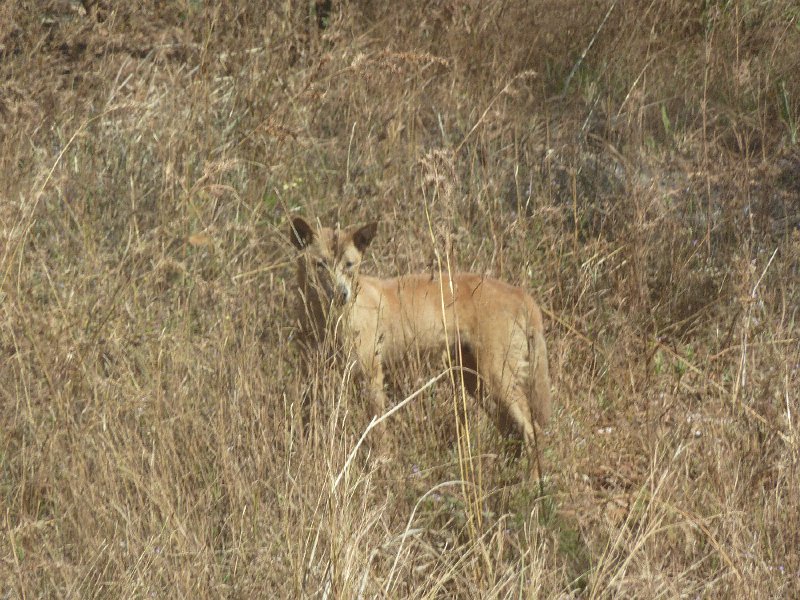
(362, 361, 391, 455)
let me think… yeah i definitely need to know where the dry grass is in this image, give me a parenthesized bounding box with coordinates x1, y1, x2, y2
(1, 1, 799, 597)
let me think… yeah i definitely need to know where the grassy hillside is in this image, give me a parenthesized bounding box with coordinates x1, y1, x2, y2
(2, 1, 798, 596)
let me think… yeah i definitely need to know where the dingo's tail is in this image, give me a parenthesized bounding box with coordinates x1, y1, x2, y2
(529, 328, 552, 427)
(523, 293, 551, 428)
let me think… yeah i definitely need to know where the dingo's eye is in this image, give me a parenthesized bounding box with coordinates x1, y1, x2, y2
(344, 260, 354, 269)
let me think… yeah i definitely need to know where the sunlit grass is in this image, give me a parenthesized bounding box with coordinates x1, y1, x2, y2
(1, 1, 798, 597)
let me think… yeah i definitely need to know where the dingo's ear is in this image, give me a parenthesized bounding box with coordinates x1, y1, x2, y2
(290, 217, 315, 250)
(352, 222, 378, 253)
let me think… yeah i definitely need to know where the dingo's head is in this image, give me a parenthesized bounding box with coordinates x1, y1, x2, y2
(290, 217, 378, 304)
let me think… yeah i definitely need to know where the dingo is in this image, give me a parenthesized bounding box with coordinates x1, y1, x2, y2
(289, 217, 552, 473)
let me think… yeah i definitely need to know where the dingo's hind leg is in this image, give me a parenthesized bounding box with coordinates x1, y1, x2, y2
(480, 334, 540, 477)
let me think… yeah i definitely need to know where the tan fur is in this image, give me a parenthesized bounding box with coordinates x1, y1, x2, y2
(289, 217, 552, 472)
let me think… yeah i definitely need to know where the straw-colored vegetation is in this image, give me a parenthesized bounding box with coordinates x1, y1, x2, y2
(2, 1, 798, 597)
